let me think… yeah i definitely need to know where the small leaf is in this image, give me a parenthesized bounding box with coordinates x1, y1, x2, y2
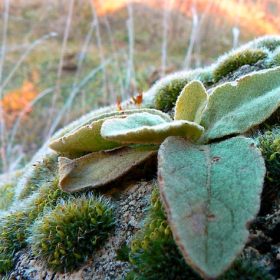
(174, 80, 208, 124)
(158, 136, 265, 279)
(200, 67, 280, 143)
(59, 146, 158, 192)
(49, 109, 170, 155)
(101, 112, 204, 143)
(50, 116, 126, 155)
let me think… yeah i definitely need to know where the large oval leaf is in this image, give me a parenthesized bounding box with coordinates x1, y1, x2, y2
(59, 146, 158, 192)
(101, 112, 204, 143)
(158, 136, 265, 279)
(200, 67, 280, 143)
(174, 80, 208, 124)
(49, 109, 170, 155)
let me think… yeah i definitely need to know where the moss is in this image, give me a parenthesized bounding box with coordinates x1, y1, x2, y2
(0, 209, 30, 273)
(0, 170, 24, 211)
(265, 50, 280, 68)
(18, 153, 58, 200)
(256, 128, 280, 214)
(188, 68, 214, 86)
(0, 255, 13, 275)
(29, 194, 114, 272)
(152, 48, 271, 114)
(116, 243, 130, 262)
(256, 128, 280, 190)
(153, 77, 190, 112)
(0, 183, 16, 211)
(252, 36, 280, 52)
(219, 258, 271, 280)
(152, 68, 214, 113)
(0, 176, 73, 275)
(212, 48, 268, 82)
(126, 186, 200, 280)
(30, 176, 73, 213)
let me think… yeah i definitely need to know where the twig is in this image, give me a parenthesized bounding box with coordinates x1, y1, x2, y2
(64, 0, 98, 124)
(1, 33, 57, 91)
(90, 1, 108, 102)
(46, 57, 113, 140)
(125, 2, 135, 97)
(95, 0, 125, 100)
(232, 0, 242, 48)
(161, 0, 172, 76)
(6, 84, 72, 159)
(44, 0, 75, 140)
(183, 0, 213, 69)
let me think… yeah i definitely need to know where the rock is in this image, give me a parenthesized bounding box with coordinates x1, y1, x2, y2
(9, 181, 154, 280)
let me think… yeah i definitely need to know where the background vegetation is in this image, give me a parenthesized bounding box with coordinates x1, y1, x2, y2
(0, 0, 279, 173)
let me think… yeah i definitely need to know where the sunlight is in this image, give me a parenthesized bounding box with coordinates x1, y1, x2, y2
(94, 0, 279, 35)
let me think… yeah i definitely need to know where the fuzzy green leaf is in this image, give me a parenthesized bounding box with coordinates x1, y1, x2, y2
(174, 80, 208, 124)
(101, 112, 204, 143)
(158, 136, 265, 280)
(200, 67, 280, 143)
(49, 109, 170, 155)
(59, 146, 158, 192)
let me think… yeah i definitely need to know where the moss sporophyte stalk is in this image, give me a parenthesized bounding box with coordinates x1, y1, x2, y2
(1, 35, 280, 279)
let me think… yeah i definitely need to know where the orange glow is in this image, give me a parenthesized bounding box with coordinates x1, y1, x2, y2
(94, 0, 130, 16)
(94, 0, 279, 36)
(2, 79, 38, 125)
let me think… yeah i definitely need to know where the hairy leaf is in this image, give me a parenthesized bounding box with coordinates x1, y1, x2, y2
(200, 67, 280, 143)
(59, 146, 158, 192)
(174, 80, 208, 124)
(158, 136, 265, 279)
(101, 112, 204, 143)
(49, 109, 170, 155)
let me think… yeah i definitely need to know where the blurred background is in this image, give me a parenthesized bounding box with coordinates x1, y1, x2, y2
(0, 0, 279, 173)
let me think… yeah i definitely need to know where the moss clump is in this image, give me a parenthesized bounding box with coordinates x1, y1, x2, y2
(18, 153, 58, 200)
(256, 129, 280, 212)
(0, 255, 13, 275)
(188, 68, 214, 86)
(212, 48, 268, 82)
(0, 170, 24, 211)
(256, 129, 280, 189)
(266, 50, 280, 68)
(30, 176, 72, 214)
(152, 68, 214, 112)
(252, 36, 280, 52)
(126, 187, 199, 280)
(0, 183, 16, 211)
(29, 194, 114, 272)
(219, 258, 271, 280)
(0, 208, 32, 273)
(0, 176, 73, 274)
(153, 78, 190, 112)
(116, 243, 130, 262)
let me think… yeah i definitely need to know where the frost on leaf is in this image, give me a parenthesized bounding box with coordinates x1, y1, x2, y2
(59, 146, 158, 192)
(101, 112, 204, 143)
(200, 67, 280, 143)
(50, 116, 126, 155)
(49, 109, 171, 155)
(174, 80, 208, 124)
(158, 136, 265, 279)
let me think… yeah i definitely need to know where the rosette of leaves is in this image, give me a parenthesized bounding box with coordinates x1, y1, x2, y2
(49, 67, 280, 279)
